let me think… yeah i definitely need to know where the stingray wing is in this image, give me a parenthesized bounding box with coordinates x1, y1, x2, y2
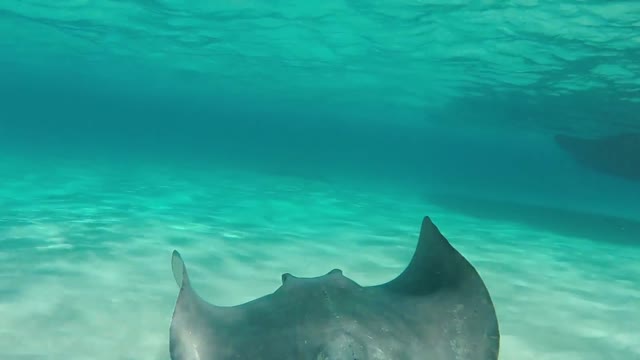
(372, 216, 500, 359)
(170, 251, 237, 360)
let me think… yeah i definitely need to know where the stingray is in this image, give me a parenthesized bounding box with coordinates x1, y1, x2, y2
(554, 132, 640, 182)
(169, 216, 500, 360)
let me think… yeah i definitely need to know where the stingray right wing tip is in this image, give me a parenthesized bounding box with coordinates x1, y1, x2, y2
(419, 216, 440, 238)
(422, 216, 433, 225)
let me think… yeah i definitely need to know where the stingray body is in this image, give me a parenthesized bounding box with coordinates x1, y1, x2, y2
(169, 217, 500, 360)
(554, 132, 640, 182)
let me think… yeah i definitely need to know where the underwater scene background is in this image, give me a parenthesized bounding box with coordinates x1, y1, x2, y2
(0, 1, 639, 359)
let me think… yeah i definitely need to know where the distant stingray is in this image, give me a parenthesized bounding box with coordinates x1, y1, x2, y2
(168, 216, 500, 360)
(554, 132, 640, 182)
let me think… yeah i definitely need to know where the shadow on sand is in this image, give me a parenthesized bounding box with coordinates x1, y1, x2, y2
(425, 193, 640, 246)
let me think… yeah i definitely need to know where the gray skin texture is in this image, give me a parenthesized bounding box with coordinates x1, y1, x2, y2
(169, 216, 500, 360)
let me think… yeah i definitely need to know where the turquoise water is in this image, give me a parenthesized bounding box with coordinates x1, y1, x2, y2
(1, 1, 640, 359)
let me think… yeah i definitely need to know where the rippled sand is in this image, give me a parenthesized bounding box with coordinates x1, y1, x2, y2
(0, 158, 638, 360)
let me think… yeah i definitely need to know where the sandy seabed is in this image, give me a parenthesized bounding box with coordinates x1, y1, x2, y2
(0, 158, 638, 360)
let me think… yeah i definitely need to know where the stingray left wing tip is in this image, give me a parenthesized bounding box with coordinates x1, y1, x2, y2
(171, 250, 188, 288)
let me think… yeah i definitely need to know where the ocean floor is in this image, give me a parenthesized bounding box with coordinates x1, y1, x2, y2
(0, 155, 638, 360)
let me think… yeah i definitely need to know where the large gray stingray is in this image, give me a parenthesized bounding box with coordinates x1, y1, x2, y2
(169, 216, 500, 360)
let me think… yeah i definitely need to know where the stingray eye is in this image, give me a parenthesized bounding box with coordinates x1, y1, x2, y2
(328, 269, 343, 276)
(281, 273, 292, 284)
